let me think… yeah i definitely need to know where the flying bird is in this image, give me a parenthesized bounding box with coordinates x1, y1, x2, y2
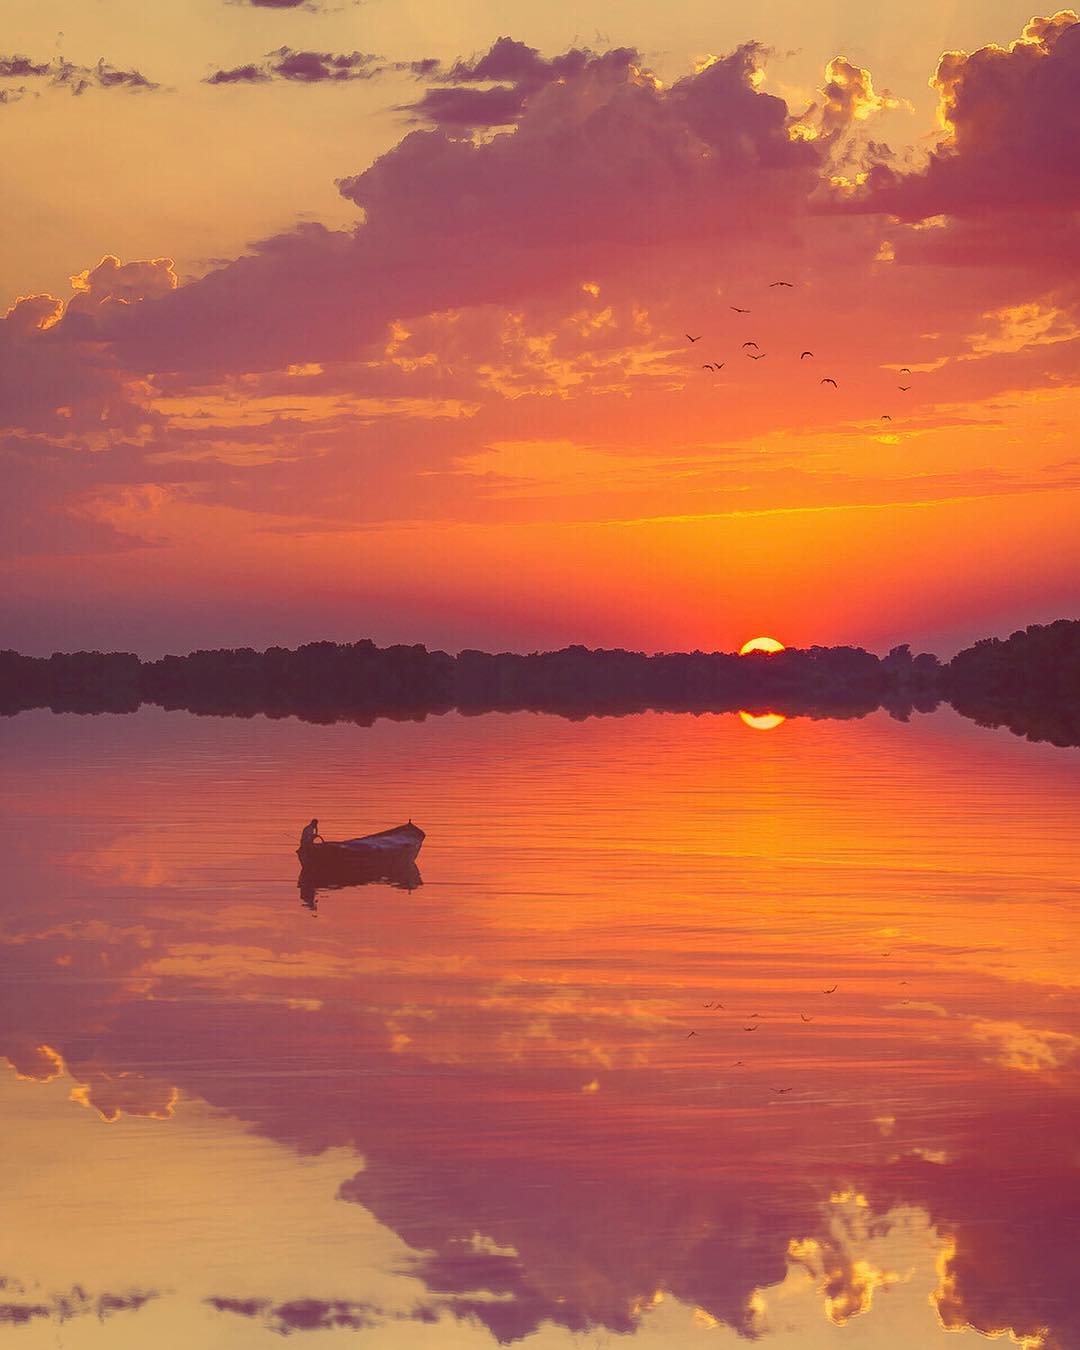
(800, 1013, 813, 1023)
(742, 341, 759, 349)
(771, 1087, 793, 1094)
(730, 306, 750, 313)
(686, 1030, 699, 1038)
(800, 351, 814, 359)
(770, 281, 794, 288)
(899, 385, 911, 391)
(881, 414, 892, 421)
(686, 333, 702, 343)
(900, 367, 911, 374)
(900, 980, 910, 986)
(746, 352, 766, 360)
(882, 952, 892, 957)
(742, 1025, 759, 1032)
(732, 1060, 745, 1067)
(820, 378, 838, 387)
(823, 985, 838, 994)
(701, 363, 718, 371)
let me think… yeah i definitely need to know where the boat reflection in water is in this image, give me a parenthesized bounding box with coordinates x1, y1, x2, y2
(298, 860, 423, 911)
(297, 821, 425, 911)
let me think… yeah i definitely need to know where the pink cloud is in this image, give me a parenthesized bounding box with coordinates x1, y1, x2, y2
(107, 39, 817, 376)
(854, 11, 1080, 219)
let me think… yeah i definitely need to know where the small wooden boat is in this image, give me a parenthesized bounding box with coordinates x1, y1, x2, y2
(297, 822, 425, 875)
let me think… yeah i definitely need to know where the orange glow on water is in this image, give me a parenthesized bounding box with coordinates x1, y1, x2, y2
(2, 709, 1079, 1346)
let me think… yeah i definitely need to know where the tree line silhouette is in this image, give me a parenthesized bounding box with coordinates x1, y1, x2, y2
(942, 619, 1080, 749)
(0, 620, 1076, 745)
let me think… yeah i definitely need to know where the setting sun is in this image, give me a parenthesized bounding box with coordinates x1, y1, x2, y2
(739, 637, 786, 655)
(738, 710, 787, 730)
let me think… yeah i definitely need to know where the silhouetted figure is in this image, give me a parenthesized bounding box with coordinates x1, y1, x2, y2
(299, 818, 323, 851)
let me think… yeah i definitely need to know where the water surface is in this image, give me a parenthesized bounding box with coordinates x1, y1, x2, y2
(1, 707, 1078, 1348)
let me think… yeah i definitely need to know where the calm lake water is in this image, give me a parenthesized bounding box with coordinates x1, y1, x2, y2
(1, 706, 1078, 1348)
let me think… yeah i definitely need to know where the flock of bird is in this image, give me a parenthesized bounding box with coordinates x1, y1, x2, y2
(685, 281, 916, 423)
(684, 955, 914, 1097)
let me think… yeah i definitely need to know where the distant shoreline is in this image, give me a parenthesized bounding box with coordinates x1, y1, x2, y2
(2, 619, 1077, 748)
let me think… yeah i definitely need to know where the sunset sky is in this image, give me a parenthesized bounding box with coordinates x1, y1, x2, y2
(3, 0, 1079, 657)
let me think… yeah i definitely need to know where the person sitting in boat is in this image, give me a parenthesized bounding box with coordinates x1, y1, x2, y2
(299, 819, 323, 852)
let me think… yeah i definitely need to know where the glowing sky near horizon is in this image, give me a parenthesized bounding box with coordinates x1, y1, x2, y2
(2, 0, 1079, 656)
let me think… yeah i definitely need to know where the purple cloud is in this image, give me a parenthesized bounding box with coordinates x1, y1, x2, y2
(205, 63, 271, 85)
(0, 53, 158, 96)
(400, 37, 646, 128)
(205, 47, 383, 85)
(0, 55, 51, 78)
(402, 83, 527, 128)
(853, 12, 1080, 219)
(0, 1281, 158, 1327)
(128, 40, 817, 374)
(230, 0, 355, 9)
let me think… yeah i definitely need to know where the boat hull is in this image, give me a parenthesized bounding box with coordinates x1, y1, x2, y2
(296, 822, 424, 876)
